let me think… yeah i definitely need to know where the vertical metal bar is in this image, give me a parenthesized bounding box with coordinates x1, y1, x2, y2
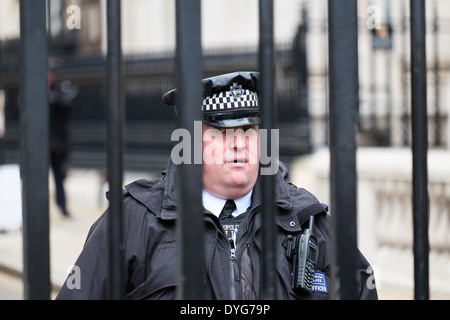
(385, 1, 392, 146)
(401, 4, 409, 146)
(19, 0, 50, 300)
(410, 0, 429, 300)
(106, 0, 125, 300)
(175, 0, 204, 300)
(322, 0, 329, 147)
(369, 45, 377, 138)
(259, 0, 276, 300)
(385, 50, 392, 145)
(327, 0, 359, 300)
(46, 0, 51, 38)
(432, 0, 440, 147)
(296, 6, 311, 153)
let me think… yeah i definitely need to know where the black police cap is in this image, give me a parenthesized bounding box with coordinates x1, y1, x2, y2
(162, 71, 260, 128)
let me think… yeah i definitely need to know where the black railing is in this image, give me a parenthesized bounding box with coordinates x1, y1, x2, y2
(4, 0, 430, 300)
(174, 0, 204, 300)
(327, 0, 359, 299)
(19, 0, 51, 300)
(410, 0, 429, 300)
(259, 0, 277, 300)
(105, 0, 125, 300)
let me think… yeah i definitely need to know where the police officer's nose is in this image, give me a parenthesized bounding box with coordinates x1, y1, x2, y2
(232, 129, 246, 151)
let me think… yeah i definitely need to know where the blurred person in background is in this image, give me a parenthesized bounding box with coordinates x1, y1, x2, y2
(48, 66, 78, 218)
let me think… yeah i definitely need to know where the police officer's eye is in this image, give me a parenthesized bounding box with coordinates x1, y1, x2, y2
(243, 126, 258, 133)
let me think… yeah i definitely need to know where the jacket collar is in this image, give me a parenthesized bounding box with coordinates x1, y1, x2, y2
(123, 159, 177, 219)
(251, 160, 293, 211)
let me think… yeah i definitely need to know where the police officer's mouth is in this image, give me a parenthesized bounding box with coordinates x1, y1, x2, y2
(226, 158, 247, 164)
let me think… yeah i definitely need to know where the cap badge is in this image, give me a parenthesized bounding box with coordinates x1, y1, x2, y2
(230, 83, 243, 100)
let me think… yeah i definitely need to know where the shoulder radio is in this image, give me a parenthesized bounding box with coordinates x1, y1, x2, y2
(286, 215, 319, 293)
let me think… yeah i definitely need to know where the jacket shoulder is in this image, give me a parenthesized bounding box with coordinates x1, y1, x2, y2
(122, 178, 166, 215)
(287, 184, 328, 225)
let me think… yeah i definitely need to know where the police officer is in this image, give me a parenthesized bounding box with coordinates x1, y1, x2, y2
(56, 71, 377, 300)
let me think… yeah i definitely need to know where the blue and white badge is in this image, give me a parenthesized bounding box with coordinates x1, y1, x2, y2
(311, 271, 328, 293)
(230, 83, 243, 99)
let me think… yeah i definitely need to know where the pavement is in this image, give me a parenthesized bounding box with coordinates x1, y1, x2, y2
(0, 167, 156, 300)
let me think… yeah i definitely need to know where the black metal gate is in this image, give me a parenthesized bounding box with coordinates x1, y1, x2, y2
(9, 0, 429, 300)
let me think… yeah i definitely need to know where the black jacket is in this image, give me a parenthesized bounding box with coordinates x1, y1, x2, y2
(56, 159, 377, 300)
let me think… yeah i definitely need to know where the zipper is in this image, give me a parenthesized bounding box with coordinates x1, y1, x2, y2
(227, 206, 260, 300)
(229, 230, 239, 300)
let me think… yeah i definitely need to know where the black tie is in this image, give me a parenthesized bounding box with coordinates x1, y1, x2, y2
(219, 200, 236, 220)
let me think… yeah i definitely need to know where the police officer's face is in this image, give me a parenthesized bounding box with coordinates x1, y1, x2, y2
(202, 124, 260, 199)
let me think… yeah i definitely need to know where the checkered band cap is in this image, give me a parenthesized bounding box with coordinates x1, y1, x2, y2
(162, 71, 260, 127)
(202, 88, 259, 112)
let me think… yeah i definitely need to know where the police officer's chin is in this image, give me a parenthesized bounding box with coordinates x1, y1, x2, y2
(224, 165, 259, 196)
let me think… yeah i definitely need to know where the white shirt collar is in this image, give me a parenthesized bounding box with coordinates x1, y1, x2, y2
(202, 189, 253, 218)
